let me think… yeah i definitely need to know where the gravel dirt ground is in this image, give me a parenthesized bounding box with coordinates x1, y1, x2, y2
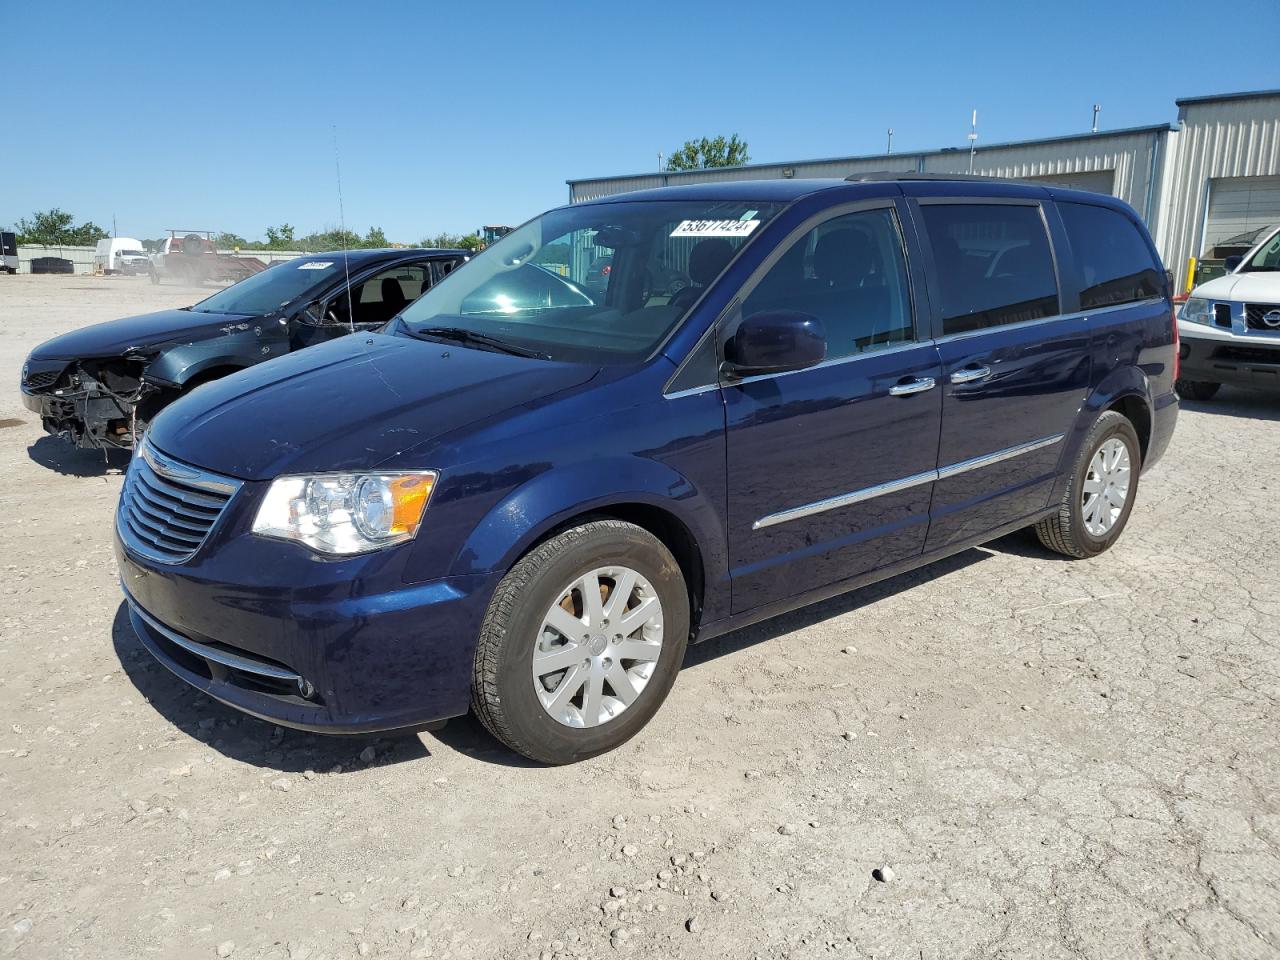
(2, 274, 1278, 960)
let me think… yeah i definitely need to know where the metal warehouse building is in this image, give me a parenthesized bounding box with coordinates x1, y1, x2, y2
(567, 89, 1280, 288)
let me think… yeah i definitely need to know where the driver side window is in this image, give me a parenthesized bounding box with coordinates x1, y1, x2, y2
(352, 264, 429, 325)
(742, 207, 915, 362)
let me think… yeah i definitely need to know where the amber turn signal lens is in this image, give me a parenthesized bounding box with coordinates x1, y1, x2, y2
(389, 473, 435, 534)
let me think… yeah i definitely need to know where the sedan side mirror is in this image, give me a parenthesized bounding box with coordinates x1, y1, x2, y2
(721, 310, 826, 379)
(1223, 255, 1243, 273)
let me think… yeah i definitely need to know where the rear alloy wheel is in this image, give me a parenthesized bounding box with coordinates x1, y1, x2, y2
(472, 520, 689, 764)
(1175, 379, 1220, 401)
(1033, 411, 1141, 558)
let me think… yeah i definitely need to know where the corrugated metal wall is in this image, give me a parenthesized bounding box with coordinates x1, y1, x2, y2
(921, 129, 1161, 220)
(569, 155, 919, 203)
(568, 131, 1161, 210)
(1158, 94, 1280, 276)
(11, 245, 305, 274)
(16, 244, 99, 274)
(565, 94, 1280, 287)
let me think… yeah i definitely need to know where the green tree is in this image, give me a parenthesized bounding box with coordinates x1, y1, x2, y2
(264, 223, 296, 249)
(665, 135, 750, 171)
(421, 231, 470, 249)
(15, 208, 110, 246)
(69, 221, 110, 245)
(364, 226, 388, 247)
(215, 231, 249, 250)
(457, 235, 484, 253)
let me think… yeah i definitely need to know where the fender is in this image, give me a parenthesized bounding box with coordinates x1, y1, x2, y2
(1050, 362, 1153, 505)
(446, 454, 730, 622)
(146, 329, 280, 387)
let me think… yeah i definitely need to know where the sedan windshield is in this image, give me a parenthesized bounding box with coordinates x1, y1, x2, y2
(397, 200, 781, 362)
(190, 258, 345, 315)
(1241, 227, 1280, 273)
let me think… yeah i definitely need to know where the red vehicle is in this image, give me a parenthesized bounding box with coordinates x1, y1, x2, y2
(149, 230, 265, 286)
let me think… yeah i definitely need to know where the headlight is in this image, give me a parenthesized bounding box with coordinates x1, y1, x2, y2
(1180, 298, 1211, 324)
(252, 471, 437, 555)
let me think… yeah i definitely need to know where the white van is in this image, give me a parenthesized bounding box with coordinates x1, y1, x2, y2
(94, 237, 150, 275)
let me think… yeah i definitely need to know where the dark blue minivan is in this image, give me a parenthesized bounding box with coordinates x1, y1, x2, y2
(116, 175, 1178, 763)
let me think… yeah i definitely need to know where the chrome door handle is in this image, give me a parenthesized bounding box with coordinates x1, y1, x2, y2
(888, 377, 937, 396)
(950, 365, 991, 384)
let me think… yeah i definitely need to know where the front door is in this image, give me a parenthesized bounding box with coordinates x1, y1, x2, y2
(723, 201, 943, 613)
(911, 198, 1090, 551)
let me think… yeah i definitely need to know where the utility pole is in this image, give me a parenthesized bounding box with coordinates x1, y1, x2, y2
(886, 128, 894, 155)
(658, 151, 664, 172)
(1092, 103, 1101, 133)
(967, 110, 978, 174)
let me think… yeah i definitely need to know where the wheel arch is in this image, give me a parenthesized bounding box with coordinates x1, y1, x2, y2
(147, 348, 253, 389)
(1078, 364, 1154, 463)
(531, 502, 707, 636)
(1050, 370, 1155, 507)
(1103, 393, 1151, 463)
(441, 456, 727, 634)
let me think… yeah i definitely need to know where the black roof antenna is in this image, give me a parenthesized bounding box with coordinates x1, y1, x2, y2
(332, 124, 354, 334)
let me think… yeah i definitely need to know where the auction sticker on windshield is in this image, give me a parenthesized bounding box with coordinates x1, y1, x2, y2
(670, 219, 761, 238)
(298, 262, 334, 270)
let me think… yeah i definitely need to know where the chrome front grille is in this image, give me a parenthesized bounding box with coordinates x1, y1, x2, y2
(117, 440, 241, 564)
(1245, 303, 1280, 331)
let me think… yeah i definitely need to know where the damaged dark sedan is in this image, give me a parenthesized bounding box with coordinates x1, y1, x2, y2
(20, 247, 467, 451)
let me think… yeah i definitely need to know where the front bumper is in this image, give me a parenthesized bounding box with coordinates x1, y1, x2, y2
(21, 387, 45, 416)
(116, 527, 497, 734)
(1178, 321, 1280, 390)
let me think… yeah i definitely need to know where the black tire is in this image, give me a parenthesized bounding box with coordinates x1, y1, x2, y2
(1175, 379, 1220, 401)
(471, 519, 689, 765)
(1034, 411, 1142, 559)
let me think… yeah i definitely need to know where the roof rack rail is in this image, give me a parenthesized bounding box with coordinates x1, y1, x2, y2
(844, 171, 1020, 183)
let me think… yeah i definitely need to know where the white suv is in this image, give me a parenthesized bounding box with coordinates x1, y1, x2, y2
(1176, 225, 1280, 399)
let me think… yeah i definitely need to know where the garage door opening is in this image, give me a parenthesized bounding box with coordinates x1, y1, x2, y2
(1201, 175, 1280, 257)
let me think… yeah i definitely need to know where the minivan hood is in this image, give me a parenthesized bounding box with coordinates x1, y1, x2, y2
(1191, 271, 1280, 303)
(30, 308, 255, 360)
(147, 333, 599, 481)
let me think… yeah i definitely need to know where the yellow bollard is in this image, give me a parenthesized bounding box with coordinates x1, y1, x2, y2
(1184, 257, 1197, 294)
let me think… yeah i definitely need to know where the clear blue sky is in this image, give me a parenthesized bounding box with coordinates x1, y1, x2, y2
(4, 0, 1278, 244)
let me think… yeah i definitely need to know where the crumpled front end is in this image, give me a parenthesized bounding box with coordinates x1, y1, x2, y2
(21, 353, 160, 450)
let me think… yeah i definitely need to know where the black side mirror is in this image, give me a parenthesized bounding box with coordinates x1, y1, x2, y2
(299, 300, 342, 326)
(722, 310, 826, 379)
(1223, 255, 1243, 273)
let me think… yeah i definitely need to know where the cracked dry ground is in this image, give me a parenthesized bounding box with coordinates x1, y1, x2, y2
(2, 277, 1279, 960)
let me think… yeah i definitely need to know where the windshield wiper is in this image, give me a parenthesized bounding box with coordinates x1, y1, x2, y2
(407, 325, 550, 360)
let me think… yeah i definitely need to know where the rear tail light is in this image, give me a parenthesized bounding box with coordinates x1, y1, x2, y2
(601, 264, 612, 276)
(1171, 304, 1180, 382)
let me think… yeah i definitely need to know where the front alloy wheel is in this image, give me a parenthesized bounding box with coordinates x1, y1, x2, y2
(472, 520, 689, 764)
(533, 566, 664, 728)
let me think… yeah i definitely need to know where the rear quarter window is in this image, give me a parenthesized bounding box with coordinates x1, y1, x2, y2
(1058, 202, 1164, 309)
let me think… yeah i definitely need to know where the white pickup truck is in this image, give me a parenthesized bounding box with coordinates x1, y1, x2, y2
(1177, 224, 1280, 399)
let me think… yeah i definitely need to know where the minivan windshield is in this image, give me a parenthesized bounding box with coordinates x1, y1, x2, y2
(190, 258, 342, 315)
(397, 199, 782, 362)
(1241, 227, 1280, 273)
